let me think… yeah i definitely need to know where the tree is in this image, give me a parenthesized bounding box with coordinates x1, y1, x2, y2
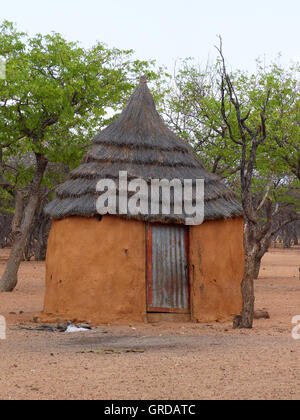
(0, 21, 160, 292)
(0, 211, 12, 248)
(162, 42, 300, 328)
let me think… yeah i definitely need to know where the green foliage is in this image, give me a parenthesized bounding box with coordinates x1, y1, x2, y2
(162, 57, 300, 210)
(0, 21, 162, 206)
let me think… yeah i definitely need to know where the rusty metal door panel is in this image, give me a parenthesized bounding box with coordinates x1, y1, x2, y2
(147, 224, 190, 313)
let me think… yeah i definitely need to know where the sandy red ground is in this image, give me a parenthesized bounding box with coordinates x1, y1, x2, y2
(0, 247, 299, 400)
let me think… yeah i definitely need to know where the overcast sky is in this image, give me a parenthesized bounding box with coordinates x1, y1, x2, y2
(1, 0, 299, 72)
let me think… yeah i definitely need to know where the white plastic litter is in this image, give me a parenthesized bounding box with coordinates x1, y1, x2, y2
(65, 322, 90, 333)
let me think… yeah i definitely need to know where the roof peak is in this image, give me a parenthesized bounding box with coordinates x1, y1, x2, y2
(139, 75, 147, 84)
(45, 78, 243, 221)
(93, 77, 191, 153)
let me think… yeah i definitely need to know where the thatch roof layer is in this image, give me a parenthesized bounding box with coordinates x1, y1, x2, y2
(45, 77, 243, 223)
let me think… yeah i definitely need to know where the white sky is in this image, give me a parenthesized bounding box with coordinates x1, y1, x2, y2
(1, 0, 299, 72)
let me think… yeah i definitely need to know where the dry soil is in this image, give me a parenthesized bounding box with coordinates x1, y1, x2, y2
(0, 247, 299, 400)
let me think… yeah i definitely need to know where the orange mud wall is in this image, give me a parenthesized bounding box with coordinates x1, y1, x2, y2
(190, 217, 244, 322)
(43, 216, 147, 324)
(44, 215, 244, 324)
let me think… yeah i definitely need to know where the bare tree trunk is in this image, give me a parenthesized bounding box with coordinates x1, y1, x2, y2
(34, 213, 51, 261)
(253, 236, 272, 279)
(0, 155, 47, 292)
(23, 196, 51, 261)
(0, 212, 13, 248)
(239, 251, 256, 328)
(283, 232, 291, 249)
(253, 257, 261, 280)
(234, 221, 258, 329)
(11, 190, 25, 236)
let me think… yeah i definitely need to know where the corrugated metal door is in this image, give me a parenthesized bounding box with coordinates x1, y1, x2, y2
(147, 224, 190, 313)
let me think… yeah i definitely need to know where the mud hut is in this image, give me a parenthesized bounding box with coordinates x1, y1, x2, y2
(43, 77, 244, 324)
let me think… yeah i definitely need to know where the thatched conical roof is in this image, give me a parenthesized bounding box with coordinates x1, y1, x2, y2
(45, 77, 243, 224)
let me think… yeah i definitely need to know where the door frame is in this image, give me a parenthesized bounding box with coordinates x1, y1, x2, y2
(146, 223, 190, 314)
